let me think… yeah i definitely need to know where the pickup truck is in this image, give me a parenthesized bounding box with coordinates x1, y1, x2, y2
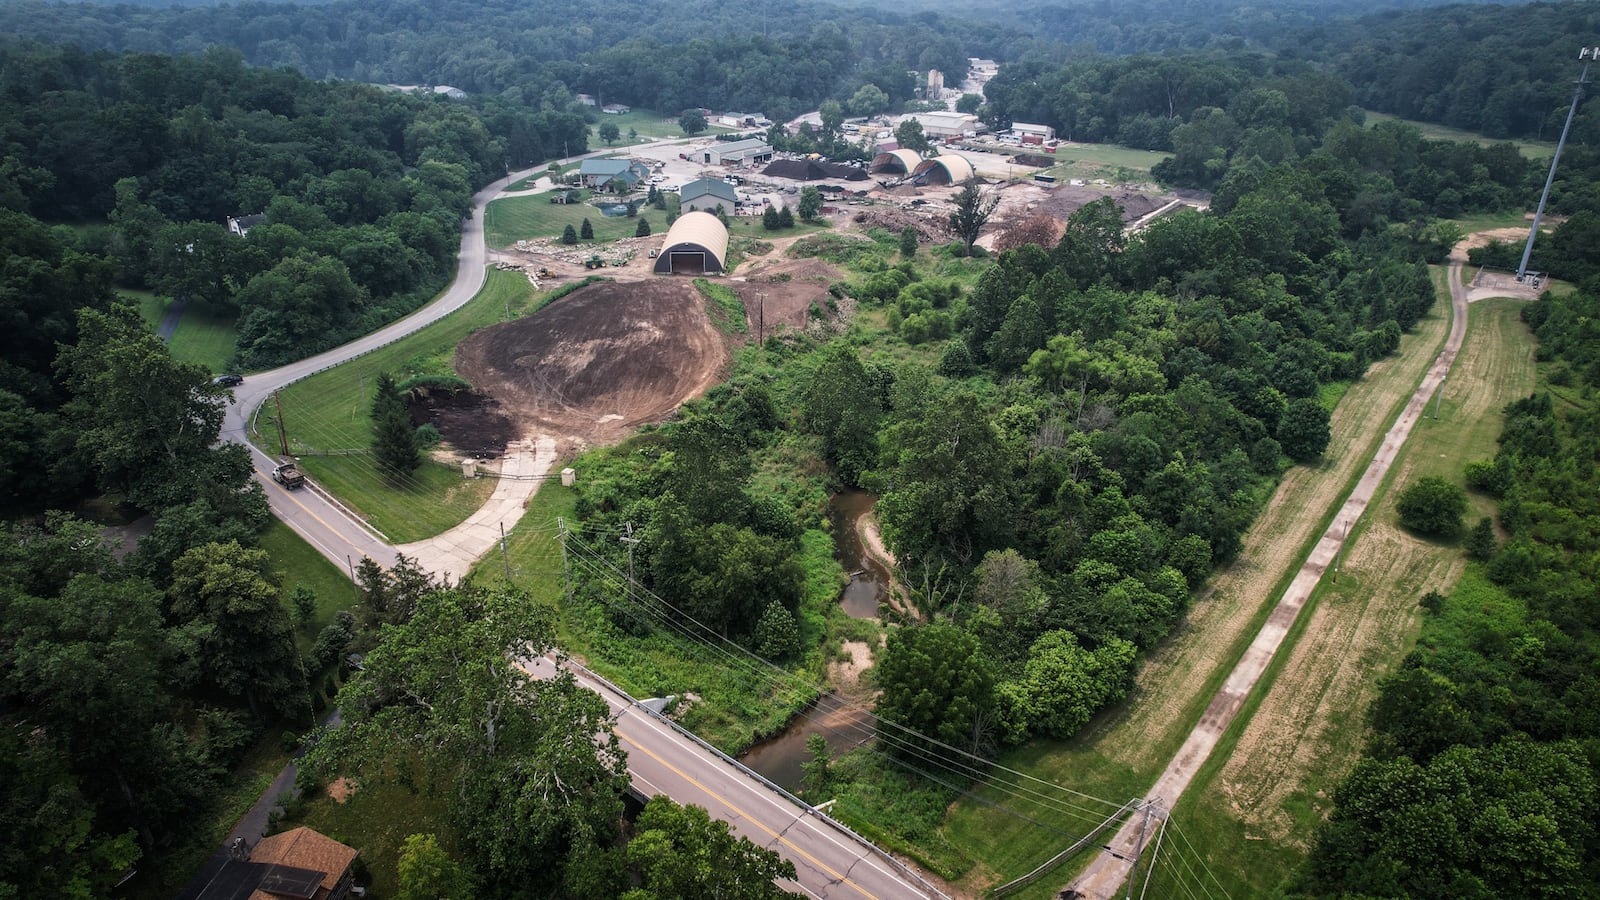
(271, 459, 305, 490)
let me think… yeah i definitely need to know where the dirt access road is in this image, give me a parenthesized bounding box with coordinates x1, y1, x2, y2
(1067, 246, 1477, 898)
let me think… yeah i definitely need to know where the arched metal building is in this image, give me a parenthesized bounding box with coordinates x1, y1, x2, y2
(911, 155, 977, 186)
(870, 149, 923, 176)
(653, 211, 729, 275)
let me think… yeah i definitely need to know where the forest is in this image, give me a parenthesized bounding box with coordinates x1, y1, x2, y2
(1, 0, 1597, 894)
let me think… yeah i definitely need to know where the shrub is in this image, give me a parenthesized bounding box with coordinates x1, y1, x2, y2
(1396, 476, 1468, 538)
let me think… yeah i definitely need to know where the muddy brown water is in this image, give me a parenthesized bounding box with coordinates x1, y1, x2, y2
(737, 490, 887, 791)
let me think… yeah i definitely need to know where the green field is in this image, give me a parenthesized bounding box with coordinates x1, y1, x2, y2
(263, 268, 552, 541)
(123, 288, 240, 371)
(485, 189, 658, 247)
(589, 108, 739, 142)
(1035, 142, 1172, 182)
(1363, 110, 1556, 159)
(124, 287, 170, 329)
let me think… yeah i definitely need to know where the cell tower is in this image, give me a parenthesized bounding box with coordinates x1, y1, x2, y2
(1517, 47, 1597, 282)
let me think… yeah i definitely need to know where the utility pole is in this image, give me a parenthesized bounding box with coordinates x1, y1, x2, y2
(1433, 374, 1446, 418)
(757, 291, 766, 345)
(619, 522, 640, 586)
(558, 517, 572, 605)
(272, 391, 289, 456)
(499, 521, 512, 579)
(1518, 47, 1596, 282)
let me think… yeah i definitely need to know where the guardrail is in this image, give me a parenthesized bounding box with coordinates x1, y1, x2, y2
(556, 655, 951, 900)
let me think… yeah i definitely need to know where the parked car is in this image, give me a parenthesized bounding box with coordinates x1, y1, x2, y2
(213, 373, 243, 387)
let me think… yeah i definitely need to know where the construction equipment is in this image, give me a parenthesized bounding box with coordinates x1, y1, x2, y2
(536, 267, 555, 277)
(584, 255, 606, 269)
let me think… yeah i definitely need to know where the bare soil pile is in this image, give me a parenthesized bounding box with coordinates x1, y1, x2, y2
(405, 386, 519, 459)
(762, 159, 870, 181)
(728, 257, 844, 331)
(454, 280, 728, 446)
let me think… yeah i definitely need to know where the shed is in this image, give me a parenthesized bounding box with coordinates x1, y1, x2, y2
(654, 211, 728, 275)
(912, 155, 977, 185)
(680, 178, 738, 213)
(870, 149, 923, 177)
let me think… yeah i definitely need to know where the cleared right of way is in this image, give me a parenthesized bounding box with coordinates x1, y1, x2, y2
(1067, 249, 1474, 898)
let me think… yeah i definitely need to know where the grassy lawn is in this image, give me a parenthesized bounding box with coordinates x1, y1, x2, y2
(169, 302, 239, 372)
(260, 519, 361, 633)
(263, 268, 555, 541)
(1362, 110, 1556, 158)
(123, 288, 170, 329)
(591, 108, 739, 141)
(485, 189, 652, 247)
(1038, 142, 1172, 182)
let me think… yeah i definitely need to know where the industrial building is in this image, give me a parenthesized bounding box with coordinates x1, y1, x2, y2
(654, 211, 728, 275)
(901, 111, 981, 139)
(700, 138, 774, 166)
(1011, 122, 1057, 142)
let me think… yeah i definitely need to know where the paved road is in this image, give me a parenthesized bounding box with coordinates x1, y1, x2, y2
(1067, 249, 1475, 898)
(525, 656, 941, 900)
(220, 144, 938, 898)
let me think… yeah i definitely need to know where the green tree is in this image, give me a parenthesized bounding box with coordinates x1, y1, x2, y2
(635, 217, 651, 237)
(948, 180, 998, 255)
(818, 100, 845, 147)
(895, 118, 931, 155)
(1465, 516, 1497, 560)
(397, 833, 474, 900)
(625, 796, 801, 899)
(956, 93, 983, 115)
(800, 734, 831, 798)
(1396, 476, 1468, 539)
(1277, 397, 1331, 463)
(777, 205, 794, 228)
(628, 127, 638, 142)
(561, 223, 579, 244)
(598, 121, 620, 145)
(875, 623, 996, 758)
(752, 599, 800, 661)
(762, 205, 781, 231)
(580, 217, 594, 240)
(233, 251, 365, 367)
(899, 225, 918, 257)
(797, 186, 822, 221)
(168, 541, 310, 721)
(1014, 631, 1136, 740)
(801, 344, 883, 484)
(847, 83, 889, 117)
(290, 585, 317, 625)
(679, 110, 708, 136)
(306, 584, 628, 892)
(650, 499, 802, 638)
(371, 372, 420, 481)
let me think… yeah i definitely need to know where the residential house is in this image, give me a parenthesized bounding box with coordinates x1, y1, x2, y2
(679, 177, 738, 213)
(577, 159, 650, 194)
(184, 827, 358, 900)
(226, 213, 267, 237)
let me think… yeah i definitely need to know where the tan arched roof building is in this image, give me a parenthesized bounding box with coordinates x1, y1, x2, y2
(870, 149, 923, 176)
(912, 155, 976, 186)
(654, 210, 729, 275)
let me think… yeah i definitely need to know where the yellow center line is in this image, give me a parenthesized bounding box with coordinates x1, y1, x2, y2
(615, 724, 880, 900)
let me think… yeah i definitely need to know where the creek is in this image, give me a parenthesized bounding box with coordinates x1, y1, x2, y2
(736, 490, 887, 791)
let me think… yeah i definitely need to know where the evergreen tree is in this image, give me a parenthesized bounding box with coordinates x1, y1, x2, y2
(762, 206, 781, 231)
(635, 217, 651, 237)
(777, 205, 794, 228)
(371, 372, 420, 480)
(561, 223, 578, 244)
(900, 225, 918, 257)
(580, 217, 594, 240)
(1465, 516, 1497, 560)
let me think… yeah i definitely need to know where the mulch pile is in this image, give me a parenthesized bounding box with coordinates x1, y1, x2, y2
(762, 159, 870, 181)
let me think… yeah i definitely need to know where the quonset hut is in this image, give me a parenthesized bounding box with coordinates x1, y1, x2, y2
(911, 155, 976, 186)
(654, 210, 728, 275)
(870, 149, 923, 177)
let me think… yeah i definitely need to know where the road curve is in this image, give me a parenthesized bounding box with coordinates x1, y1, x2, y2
(1067, 250, 1474, 898)
(524, 656, 943, 900)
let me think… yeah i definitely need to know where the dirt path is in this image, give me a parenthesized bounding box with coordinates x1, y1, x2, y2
(1067, 249, 1473, 898)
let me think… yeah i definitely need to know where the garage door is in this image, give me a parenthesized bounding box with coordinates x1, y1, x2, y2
(669, 251, 706, 275)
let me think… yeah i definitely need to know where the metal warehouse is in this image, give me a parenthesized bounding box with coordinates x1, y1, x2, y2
(654, 211, 729, 275)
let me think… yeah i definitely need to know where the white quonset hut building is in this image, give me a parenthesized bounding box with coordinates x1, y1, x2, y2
(912, 154, 977, 186)
(654, 211, 729, 275)
(870, 148, 923, 176)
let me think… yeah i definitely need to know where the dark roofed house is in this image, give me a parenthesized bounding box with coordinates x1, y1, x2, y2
(578, 159, 650, 194)
(227, 213, 267, 237)
(186, 827, 358, 900)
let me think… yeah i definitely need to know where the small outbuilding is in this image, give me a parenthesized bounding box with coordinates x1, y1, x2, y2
(912, 155, 977, 185)
(702, 138, 774, 166)
(654, 211, 728, 275)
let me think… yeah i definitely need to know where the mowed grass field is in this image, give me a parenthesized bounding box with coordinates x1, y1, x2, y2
(1174, 295, 1539, 897)
(485, 189, 652, 247)
(588, 108, 739, 142)
(1037, 142, 1172, 182)
(124, 288, 240, 372)
(941, 276, 1460, 899)
(1363, 110, 1556, 159)
(263, 268, 544, 540)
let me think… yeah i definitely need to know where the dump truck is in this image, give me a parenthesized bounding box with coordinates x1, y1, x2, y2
(271, 458, 305, 490)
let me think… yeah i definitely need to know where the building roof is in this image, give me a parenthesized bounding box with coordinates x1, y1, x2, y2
(251, 828, 358, 898)
(870, 149, 922, 175)
(680, 178, 737, 204)
(908, 111, 977, 127)
(579, 158, 633, 177)
(659, 210, 729, 266)
(709, 138, 772, 159)
(1011, 121, 1053, 133)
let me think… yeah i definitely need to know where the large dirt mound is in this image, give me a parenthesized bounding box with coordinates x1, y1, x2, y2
(455, 280, 728, 446)
(728, 256, 844, 332)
